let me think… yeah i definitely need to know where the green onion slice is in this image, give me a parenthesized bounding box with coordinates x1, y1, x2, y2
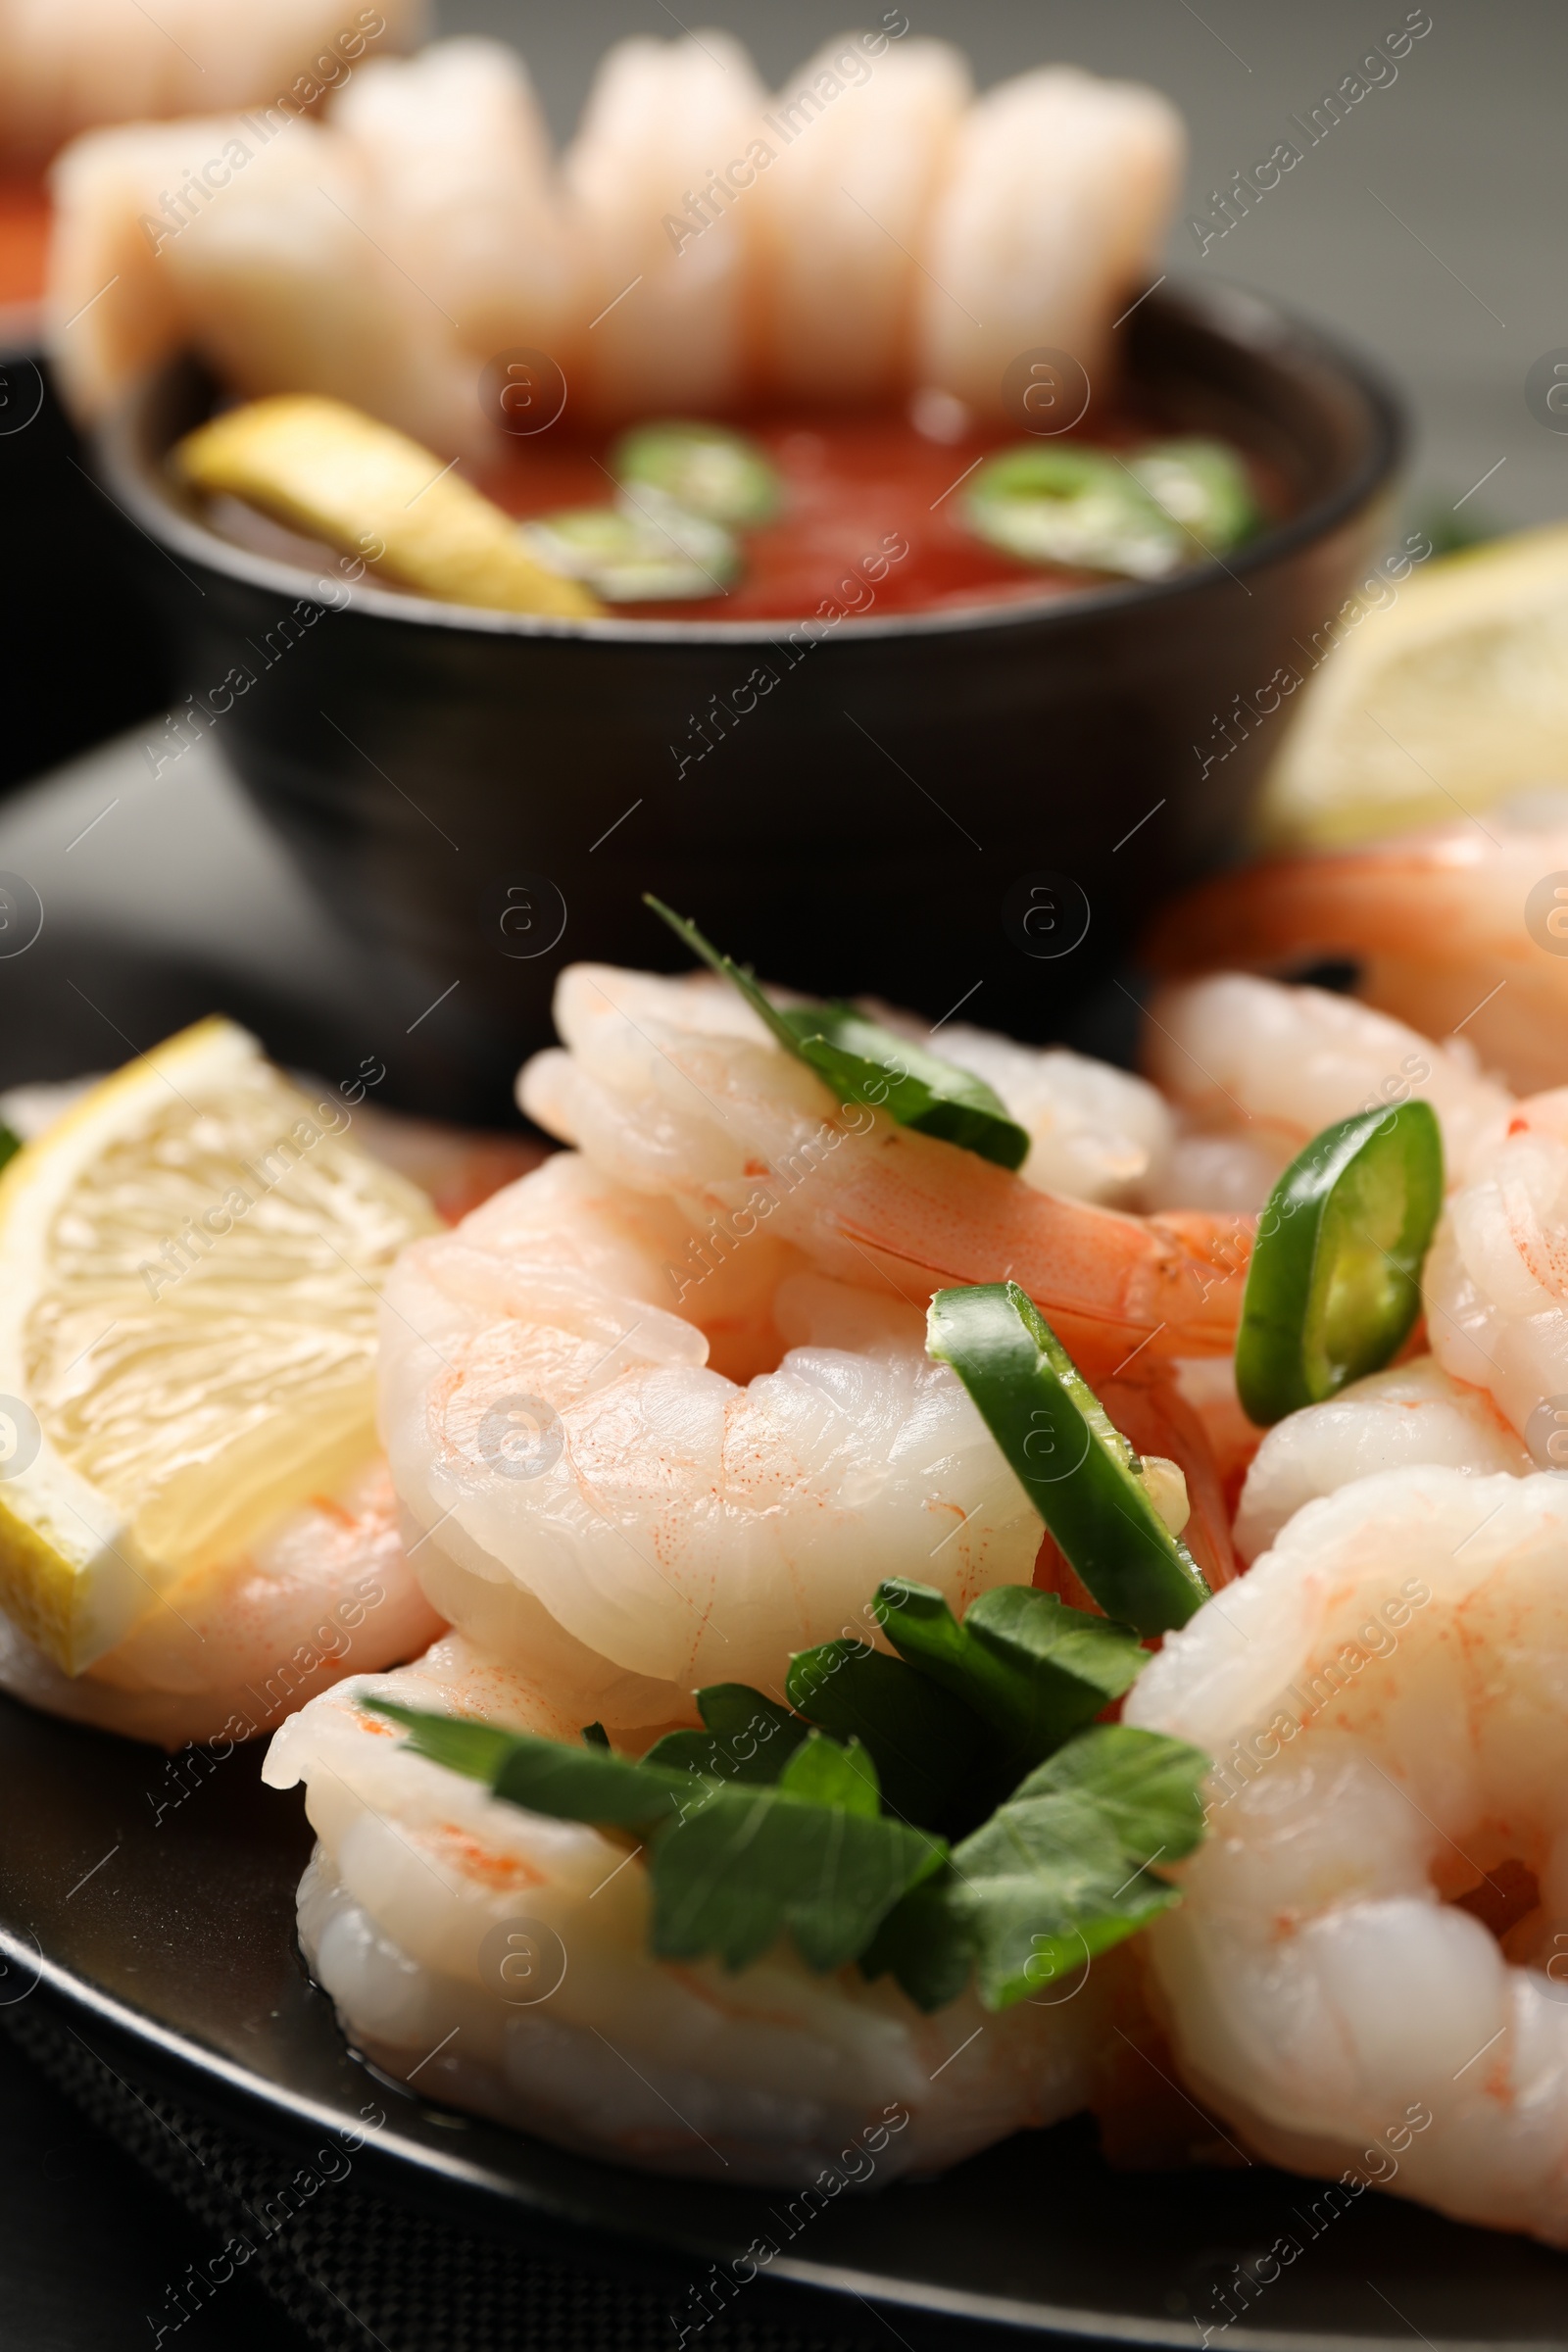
(610, 418, 781, 527)
(1127, 436, 1258, 554)
(522, 496, 738, 600)
(644, 896, 1029, 1171)
(1236, 1101, 1444, 1428)
(926, 1281, 1210, 1636)
(961, 446, 1183, 580)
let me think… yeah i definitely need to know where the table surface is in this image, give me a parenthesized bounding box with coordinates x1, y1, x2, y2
(1, 4, 1559, 2343)
(0, 2026, 307, 2352)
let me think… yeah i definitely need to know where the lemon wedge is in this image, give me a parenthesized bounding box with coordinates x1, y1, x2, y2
(173, 394, 603, 619)
(1257, 522, 1568, 849)
(0, 1017, 438, 1673)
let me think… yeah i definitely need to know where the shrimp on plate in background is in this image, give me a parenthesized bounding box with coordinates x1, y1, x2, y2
(1144, 815, 1568, 1098)
(1140, 971, 1512, 1212)
(376, 955, 1254, 1705)
(1128, 1465, 1568, 2247)
(0, 1022, 535, 1749)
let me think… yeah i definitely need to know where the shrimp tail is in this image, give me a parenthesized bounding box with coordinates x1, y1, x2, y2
(824, 1130, 1250, 1374)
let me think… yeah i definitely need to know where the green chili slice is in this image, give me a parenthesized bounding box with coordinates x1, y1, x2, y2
(1235, 1101, 1445, 1428)
(926, 1282, 1210, 1637)
(961, 446, 1183, 580)
(610, 419, 781, 527)
(1126, 437, 1258, 554)
(644, 897, 1030, 1171)
(523, 498, 738, 600)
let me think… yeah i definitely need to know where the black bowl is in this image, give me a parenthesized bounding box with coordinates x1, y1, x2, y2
(92, 284, 1402, 1125)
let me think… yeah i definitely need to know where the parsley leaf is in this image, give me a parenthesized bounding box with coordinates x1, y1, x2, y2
(364, 1702, 943, 1977)
(784, 1639, 993, 1836)
(368, 1700, 687, 1828)
(876, 1578, 1148, 1783)
(643, 1684, 809, 1785)
(652, 1758, 945, 1972)
(864, 1725, 1210, 2012)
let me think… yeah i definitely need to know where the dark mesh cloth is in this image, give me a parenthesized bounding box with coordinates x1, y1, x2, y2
(2, 2001, 898, 2352)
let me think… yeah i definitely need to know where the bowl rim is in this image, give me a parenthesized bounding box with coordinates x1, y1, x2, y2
(91, 275, 1405, 650)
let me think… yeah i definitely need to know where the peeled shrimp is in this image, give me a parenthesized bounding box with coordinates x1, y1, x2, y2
(1143, 974, 1512, 1209)
(1146, 823, 1568, 1097)
(47, 121, 218, 421)
(914, 67, 1184, 421)
(378, 1149, 1040, 1703)
(0, 0, 423, 172)
(519, 965, 1250, 1381)
(331, 40, 579, 376)
(864, 1000, 1174, 1208)
(264, 1635, 1121, 2184)
(49, 112, 484, 455)
(563, 34, 767, 422)
(1233, 1357, 1530, 1564)
(1128, 1465, 1568, 2246)
(0, 1457, 442, 1748)
(1170, 1354, 1262, 1524)
(159, 116, 487, 459)
(1424, 1098, 1568, 1463)
(754, 37, 971, 407)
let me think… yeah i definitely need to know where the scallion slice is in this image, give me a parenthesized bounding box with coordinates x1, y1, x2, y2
(1235, 1102, 1444, 1428)
(926, 1281, 1210, 1636)
(644, 897, 1029, 1171)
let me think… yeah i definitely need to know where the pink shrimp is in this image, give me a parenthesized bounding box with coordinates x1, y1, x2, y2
(1145, 823, 1568, 1097)
(521, 963, 1252, 1384)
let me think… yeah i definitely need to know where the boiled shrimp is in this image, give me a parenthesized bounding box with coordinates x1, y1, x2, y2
(518, 964, 1251, 1380)
(1128, 1465, 1568, 2246)
(331, 40, 580, 379)
(863, 998, 1174, 1207)
(0, 0, 422, 172)
(1146, 822, 1568, 1097)
(50, 113, 486, 457)
(1169, 1354, 1262, 1525)
(563, 33, 767, 422)
(0, 1456, 443, 1749)
(1142, 973, 1512, 1209)
(1233, 1356, 1530, 1564)
(914, 67, 1184, 420)
(1424, 1096, 1568, 1463)
(47, 121, 215, 422)
(378, 1148, 1041, 1703)
(754, 37, 971, 407)
(264, 1635, 1122, 2185)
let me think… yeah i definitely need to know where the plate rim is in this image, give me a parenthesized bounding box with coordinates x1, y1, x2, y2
(3, 1917, 1549, 2352)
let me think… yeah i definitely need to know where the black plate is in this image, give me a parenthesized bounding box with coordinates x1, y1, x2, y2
(1, 1688, 1561, 2348)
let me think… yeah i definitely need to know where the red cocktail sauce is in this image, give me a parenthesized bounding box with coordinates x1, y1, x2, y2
(478, 407, 1276, 623)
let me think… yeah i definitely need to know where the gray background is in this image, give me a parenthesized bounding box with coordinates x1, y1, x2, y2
(434, 0, 1568, 537)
